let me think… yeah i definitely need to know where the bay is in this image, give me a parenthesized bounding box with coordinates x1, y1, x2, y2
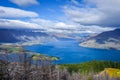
(24, 40, 120, 64)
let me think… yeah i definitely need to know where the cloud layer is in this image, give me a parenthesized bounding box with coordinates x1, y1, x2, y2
(0, 6, 39, 18)
(64, 0, 120, 27)
(10, 0, 39, 6)
(0, 1, 115, 34)
(0, 18, 112, 34)
(0, 19, 42, 29)
(31, 18, 113, 34)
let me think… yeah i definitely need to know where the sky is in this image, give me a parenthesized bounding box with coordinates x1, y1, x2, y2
(0, 0, 119, 34)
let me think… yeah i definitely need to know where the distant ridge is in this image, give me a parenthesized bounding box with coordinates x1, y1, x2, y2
(91, 29, 120, 43)
(0, 29, 49, 43)
(80, 29, 120, 50)
(0, 29, 77, 45)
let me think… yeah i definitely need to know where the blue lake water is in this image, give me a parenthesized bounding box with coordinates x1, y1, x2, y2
(25, 40, 120, 64)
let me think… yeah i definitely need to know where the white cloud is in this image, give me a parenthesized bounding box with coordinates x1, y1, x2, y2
(31, 18, 78, 30)
(0, 19, 42, 29)
(63, 0, 120, 27)
(10, 0, 39, 6)
(55, 22, 76, 29)
(0, 18, 113, 34)
(0, 6, 39, 18)
(71, 0, 79, 5)
(31, 18, 113, 34)
(64, 6, 103, 25)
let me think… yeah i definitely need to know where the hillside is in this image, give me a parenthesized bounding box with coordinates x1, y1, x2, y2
(60, 61, 120, 73)
(98, 68, 120, 78)
(80, 29, 120, 50)
(0, 29, 49, 43)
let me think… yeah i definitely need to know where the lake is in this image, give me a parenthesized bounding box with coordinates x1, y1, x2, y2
(25, 40, 120, 64)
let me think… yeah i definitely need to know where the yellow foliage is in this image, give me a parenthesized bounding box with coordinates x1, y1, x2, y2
(104, 68, 120, 78)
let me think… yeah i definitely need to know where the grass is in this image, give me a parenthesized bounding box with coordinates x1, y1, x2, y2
(60, 61, 120, 74)
(0, 45, 60, 61)
(32, 54, 60, 61)
(0, 45, 24, 53)
(104, 68, 120, 78)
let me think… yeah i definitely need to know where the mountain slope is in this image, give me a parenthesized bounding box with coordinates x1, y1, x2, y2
(0, 29, 54, 44)
(80, 29, 120, 50)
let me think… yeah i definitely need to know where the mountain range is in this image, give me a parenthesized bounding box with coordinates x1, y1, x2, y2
(1, 28, 119, 50)
(0, 29, 91, 44)
(0, 29, 57, 45)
